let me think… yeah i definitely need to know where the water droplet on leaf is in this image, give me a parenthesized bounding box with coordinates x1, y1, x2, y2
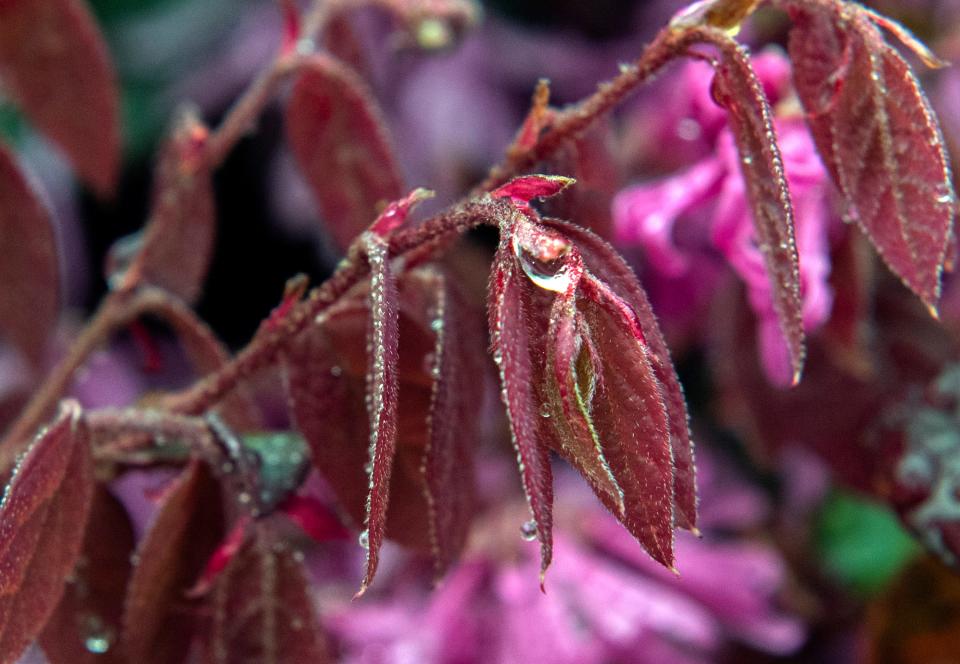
(358, 529, 370, 549)
(520, 519, 538, 541)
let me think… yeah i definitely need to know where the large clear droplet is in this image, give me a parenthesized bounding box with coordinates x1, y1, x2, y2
(512, 232, 572, 293)
(358, 529, 370, 550)
(520, 519, 538, 542)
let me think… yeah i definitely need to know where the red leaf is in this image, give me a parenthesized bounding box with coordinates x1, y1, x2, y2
(0, 142, 59, 366)
(110, 110, 215, 305)
(202, 528, 330, 664)
(488, 242, 555, 584)
(121, 461, 225, 664)
(420, 270, 482, 578)
(40, 489, 135, 664)
(0, 0, 120, 195)
(542, 219, 698, 532)
(492, 175, 575, 209)
(356, 234, 400, 594)
(787, 0, 955, 312)
(286, 269, 476, 580)
(0, 401, 93, 664)
(711, 42, 805, 385)
(277, 495, 349, 542)
(286, 55, 403, 252)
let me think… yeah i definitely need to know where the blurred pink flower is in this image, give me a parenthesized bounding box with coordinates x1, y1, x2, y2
(327, 453, 804, 663)
(613, 51, 834, 386)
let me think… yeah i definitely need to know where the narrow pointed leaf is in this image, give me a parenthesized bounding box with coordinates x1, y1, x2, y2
(358, 235, 400, 593)
(121, 461, 225, 664)
(286, 55, 403, 252)
(203, 529, 329, 664)
(421, 271, 480, 578)
(787, 0, 955, 311)
(576, 276, 676, 567)
(542, 219, 697, 532)
(711, 41, 805, 384)
(40, 489, 135, 664)
(0, 142, 59, 366)
(0, 0, 120, 195)
(0, 401, 93, 664)
(111, 111, 215, 305)
(488, 248, 554, 582)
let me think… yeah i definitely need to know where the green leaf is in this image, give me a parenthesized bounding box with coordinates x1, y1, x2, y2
(815, 490, 920, 596)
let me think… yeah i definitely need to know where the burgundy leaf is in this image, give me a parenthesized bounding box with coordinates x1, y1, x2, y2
(0, 0, 120, 195)
(286, 55, 403, 252)
(110, 110, 216, 305)
(787, 0, 956, 312)
(420, 270, 481, 578)
(40, 489, 135, 664)
(542, 219, 698, 532)
(0, 142, 60, 366)
(357, 233, 400, 594)
(203, 528, 329, 664)
(121, 461, 225, 664)
(488, 240, 555, 584)
(286, 270, 475, 580)
(492, 175, 576, 209)
(711, 41, 805, 385)
(0, 401, 94, 664)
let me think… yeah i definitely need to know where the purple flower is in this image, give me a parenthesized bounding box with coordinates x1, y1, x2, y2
(613, 51, 834, 386)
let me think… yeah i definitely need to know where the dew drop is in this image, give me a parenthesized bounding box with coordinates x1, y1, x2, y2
(82, 616, 114, 654)
(938, 193, 954, 204)
(358, 529, 370, 549)
(520, 519, 538, 541)
(741, 155, 753, 165)
(540, 408, 551, 419)
(512, 234, 572, 293)
(330, 365, 343, 377)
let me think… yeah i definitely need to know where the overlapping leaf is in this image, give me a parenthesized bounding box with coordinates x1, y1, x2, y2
(286, 55, 403, 252)
(108, 111, 216, 305)
(202, 529, 329, 664)
(0, 0, 120, 195)
(711, 41, 805, 384)
(542, 219, 698, 533)
(0, 401, 93, 664)
(786, 0, 955, 312)
(40, 489, 135, 664)
(286, 268, 480, 587)
(488, 240, 555, 582)
(121, 461, 225, 664)
(0, 142, 60, 366)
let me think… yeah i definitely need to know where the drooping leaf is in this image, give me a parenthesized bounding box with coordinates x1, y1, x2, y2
(40, 489, 136, 664)
(202, 528, 329, 664)
(711, 41, 805, 385)
(488, 241, 555, 584)
(121, 461, 225, 664)
(420, 271, 481, 578)
(0, 401, 93, 664)
(0, 141, 59, 366)
(542, 219, 698, 533)
(356, 233, 400, 593)
(286, 55, 403, 252)
(787, 0, 956, 312)
(286, 269, 477, 579)
(0, 0, 120, 195)
(108, 110, 216, 305)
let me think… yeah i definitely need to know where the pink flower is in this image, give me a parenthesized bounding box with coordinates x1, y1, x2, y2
(613, 51, 834, 386)
(327, 454, 804, 663)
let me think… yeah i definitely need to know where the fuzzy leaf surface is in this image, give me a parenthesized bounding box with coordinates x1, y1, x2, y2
(0, 142, 60, 366)
(787, 0, 955, 311)
(121, 461, 225, 664)
(286, 55, 403, 252)
(488, 245, 555, 581)
(543, 219, 697, 532)
(203, 530, 329, 664)
(712, 42, 805, 384)
(0, 0, 120, 195)
(0, 402, 93, 664)
(40, 489, 135, 664)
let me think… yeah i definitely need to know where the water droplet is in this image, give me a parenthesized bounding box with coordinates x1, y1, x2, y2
(85, 633, 112, 654)
(330, 365, 343, 377)
(540, 408, 551, 419)
(938, 193, 954, 204)
(512, 233, 572, 293)
(741, 155, 753, 165)
(358, 529, 370, 549)
(82, 615, 114, 654)
(520, 520, 538, 541)
(430, 318, 443, 332)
